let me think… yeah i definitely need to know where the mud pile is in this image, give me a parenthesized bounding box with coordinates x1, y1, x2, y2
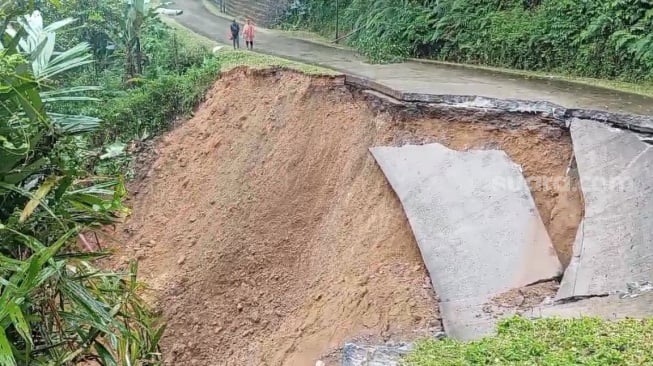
(110, 68, 582, 365)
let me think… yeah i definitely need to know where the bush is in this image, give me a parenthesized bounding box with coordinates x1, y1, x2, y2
(1, 2, 222, 363)
(97, 57, 220, 143)
(0, 5, 165, 364)
(280, 0, 653, 81)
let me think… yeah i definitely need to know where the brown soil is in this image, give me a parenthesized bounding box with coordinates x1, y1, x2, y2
(488, 281, 560, 313)
(107, 68, 583, 365)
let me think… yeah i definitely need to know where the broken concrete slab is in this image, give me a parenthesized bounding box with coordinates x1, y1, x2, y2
(528, 287, 653, 320)
(557, 119, 653, 300)
(370, 143, 562, 340)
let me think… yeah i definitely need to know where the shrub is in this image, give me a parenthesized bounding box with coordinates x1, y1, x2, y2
(280, 0, 653, 81)
(97, 57, 220, 143)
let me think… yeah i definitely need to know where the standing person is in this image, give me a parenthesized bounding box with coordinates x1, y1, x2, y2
(243, 19, 255, 50)
(229, 19, 240, 49)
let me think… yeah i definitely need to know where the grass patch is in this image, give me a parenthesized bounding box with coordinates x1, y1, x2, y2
(405, 316, 653, 366)
(160, 16, 337, 75)
(214, 50, 338, 75)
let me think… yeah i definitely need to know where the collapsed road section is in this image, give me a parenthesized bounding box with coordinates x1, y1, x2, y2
(558, 119, 653, 301)
(370, 143, 562, 340)
(113, 68, 594, 364)
(367, 111, 653, 346)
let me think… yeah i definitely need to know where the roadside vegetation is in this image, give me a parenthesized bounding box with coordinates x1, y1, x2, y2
(0, 0, 334, 363)
(405, 316, 653, 365)
(0, 0, 220, 364)
(280, 0, 653, 84)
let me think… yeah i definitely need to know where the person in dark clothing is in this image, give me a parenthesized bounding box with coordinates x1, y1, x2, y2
(230, 19, 240, 49)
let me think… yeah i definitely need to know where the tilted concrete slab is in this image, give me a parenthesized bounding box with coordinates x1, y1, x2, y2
(557, 119, 653, 300)
(370, 143, 562, 340)
(528, 290, 653, 320)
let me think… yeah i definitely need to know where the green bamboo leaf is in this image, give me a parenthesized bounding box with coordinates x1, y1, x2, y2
(19, 175, 58, 223)
(60, 279, 115, 327)
(50, 113, 101, 134)
(0, 327, 16, 366)
(41, 96, 99, 103)
(40, 85, 101, 97)
(57, 348, 84, 364)
(94, 341, 118, 366)
(0, 182, 63, 228)
(6, 302, 32, 347)
(150, 324, 167, 350)
(3, 157, 48, 186)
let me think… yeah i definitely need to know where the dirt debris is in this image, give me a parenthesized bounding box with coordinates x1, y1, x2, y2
(107, 68, 582, 365)
(487, 281, 560, 314)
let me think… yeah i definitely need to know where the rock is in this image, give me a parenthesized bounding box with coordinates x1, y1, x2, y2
(189, 217, 197, 223)
(315, 361, 325, 366)
(341, 343, 413, 366)
(149, 239, 156, 246)
(177, 256, 186, 265)
(237, 303, 243, 312)
(251, 312, 260, 323)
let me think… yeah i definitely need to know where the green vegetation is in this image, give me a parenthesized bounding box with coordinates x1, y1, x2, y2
(0, 0, 334, 363)
(281, 0, 653, 83)
(215, 49, 338, 74)
(0, 0, 221, 363)
(39, 0, 222, 177)
(405, 316, 653, 365)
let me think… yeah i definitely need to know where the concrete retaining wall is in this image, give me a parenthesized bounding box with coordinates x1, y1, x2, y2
(215, 0, 290, 26)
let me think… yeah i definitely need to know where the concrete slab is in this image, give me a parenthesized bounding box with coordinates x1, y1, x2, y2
(370, 143, 562, 340)
(557, 119, 653, 300)
(528, 291, 653, 320)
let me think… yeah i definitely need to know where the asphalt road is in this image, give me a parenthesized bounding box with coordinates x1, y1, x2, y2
(172, 0, 653, 116)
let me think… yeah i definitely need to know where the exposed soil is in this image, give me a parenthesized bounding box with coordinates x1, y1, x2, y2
(106, 68, 583, 365)
(487, 281, 560, 314)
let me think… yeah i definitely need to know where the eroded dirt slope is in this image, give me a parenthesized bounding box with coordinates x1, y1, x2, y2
(109, 68, 582, 365)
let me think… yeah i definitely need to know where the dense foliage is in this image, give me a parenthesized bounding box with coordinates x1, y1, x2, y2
(281, 0, 653, 81)
(39, 0, 220, 176)
(1, 0, 219, 364)
(405, 316, 653, 365)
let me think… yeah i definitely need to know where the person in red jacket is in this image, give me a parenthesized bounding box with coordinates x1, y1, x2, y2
(243, 19, 255, 50)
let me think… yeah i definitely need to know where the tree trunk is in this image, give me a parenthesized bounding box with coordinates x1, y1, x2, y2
(135, 37, 142, 75)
